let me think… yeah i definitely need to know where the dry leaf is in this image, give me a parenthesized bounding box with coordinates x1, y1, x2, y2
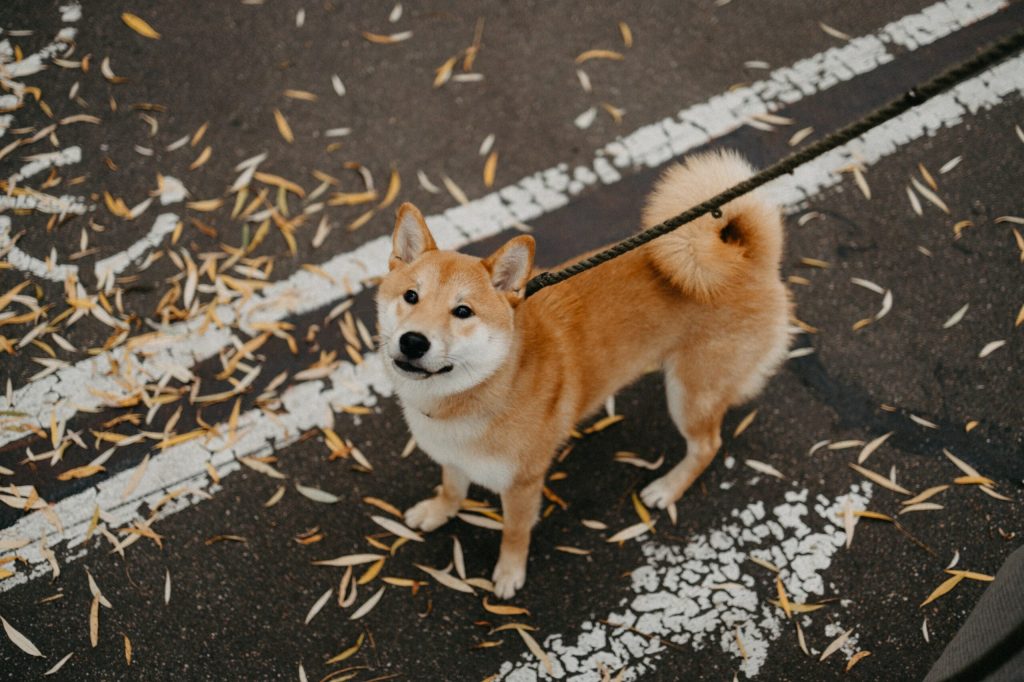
(295, 483, 340, 504)
(575, 49, 625, 63)
(921, 574, 964, 606)
(819, 628, 853, 661)
(313, 553, 384, 568)
(89, 596, 100, 647)
(776, 577, 792, 619)
(846, 651, 872, 671)
(483, 151, 498, 188)
(273, 109, 294, 143)
(789, 127, 813, 146)
(121, 13, 160, 39)
(350, 586, 385, 620)
(305, 588, 333, 624)
(264, 485, 286, 507)
(457, 513, 503, 531)
(745, 459, 785, 479)
(44, 652, 73, 675)
(1, 616, 43, 656)
(899, 503, 944, 514)
(848, 462, 912, 495)
(902, 485, 949, 506)
(979, 340, 1005, 358)
(483, 597, 530, 616)
(362, 31, 412, 44)
(516, 627, 555, 675)
(943, 303, 969, 329)
(945, 569, 995, 582)
(415, 564, 475, 594)
(818, 22, 851, 40)
(371, 515, 423, 542)
(363, 497, 402, 517)
(733, 409, 757, 437)
(857, 432, 892, 465)
(748, 556, 780, 573)
(607, 521, 655, 543)
(326, 633, 364, 664)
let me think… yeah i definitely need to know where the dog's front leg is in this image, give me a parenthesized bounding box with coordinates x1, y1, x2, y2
(492, 478, 543, 599)
(405, 465, 469, 532)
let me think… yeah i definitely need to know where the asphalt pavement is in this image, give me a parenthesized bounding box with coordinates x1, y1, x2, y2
(1, 1, 1022, 680)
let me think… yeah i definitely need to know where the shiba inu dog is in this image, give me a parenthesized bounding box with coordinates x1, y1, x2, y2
(377, 150, 791, 598)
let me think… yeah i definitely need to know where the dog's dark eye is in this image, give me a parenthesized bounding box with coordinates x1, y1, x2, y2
(452, 305, 473, 319)
(403, 290, 418, 304)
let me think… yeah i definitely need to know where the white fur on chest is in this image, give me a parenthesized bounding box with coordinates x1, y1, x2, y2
(403, 407, 514, 493)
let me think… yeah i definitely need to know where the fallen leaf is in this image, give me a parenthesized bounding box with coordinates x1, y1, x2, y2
(516, 627, 554, 675)
(349, 587, 385, 620)
(305, 588, 333, 625)
(415, 564, 475, 594)
(819, 628, 853, 661)
(121, 13, 160, 39)
(483, 597, 530, 616)
(921, 574, 964, 606)
(745, 459, 785, 479)
(371, 515, 423, 542)
(1, 616, 43, 656)
(295, 483, 340, 504)
(607, 521, 655, 543)
(44, 652, 73, 675)
(313, 553, 384, 568)
(575, 49, 624, 63)
(857, 432, 892, 464)
(273, 109, 294, 143)
(848, 462, 912, 495)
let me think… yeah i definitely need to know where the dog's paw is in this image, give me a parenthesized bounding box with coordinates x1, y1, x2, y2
(404, 496, 457, 532)
(492, 557, 527, 600)
(641, 475, 682, 510)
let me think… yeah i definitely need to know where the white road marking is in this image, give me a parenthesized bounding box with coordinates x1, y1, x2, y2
(495, 486, 872, 680)
(0, 0, 1006, 450)
(3, 52, 1023, 592)
(0, 11, 89, 280)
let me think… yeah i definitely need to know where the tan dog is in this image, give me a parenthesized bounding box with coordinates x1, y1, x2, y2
(377, 151, 791, 598)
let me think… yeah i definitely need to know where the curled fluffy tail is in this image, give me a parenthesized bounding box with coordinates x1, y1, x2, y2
(642, 150, 784, 301)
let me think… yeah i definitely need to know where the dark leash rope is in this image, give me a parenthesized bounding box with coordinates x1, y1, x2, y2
(523, 26, 1024, 299)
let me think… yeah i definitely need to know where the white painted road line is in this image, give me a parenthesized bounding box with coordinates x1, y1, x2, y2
(495, 485, 873, 680)
(3, 52, 1022, 593)
(0, 0, 1006, 450)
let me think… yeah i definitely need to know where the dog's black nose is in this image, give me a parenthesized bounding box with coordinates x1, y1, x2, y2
(399, 332, 431, 359)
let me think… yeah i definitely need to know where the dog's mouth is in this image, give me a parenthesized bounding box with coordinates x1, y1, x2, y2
(394, 358, 454, 377)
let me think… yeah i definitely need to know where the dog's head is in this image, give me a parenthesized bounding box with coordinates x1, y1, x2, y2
(376, 203, 535, 398)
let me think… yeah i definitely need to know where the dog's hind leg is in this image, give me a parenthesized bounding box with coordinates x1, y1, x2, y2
(405, 465, 470, 532)
(641, 357, 726, 509)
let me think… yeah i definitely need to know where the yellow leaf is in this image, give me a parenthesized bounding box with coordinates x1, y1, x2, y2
(189, 146, 212, 171)
(379, 169, 401, 209)
(921, 574, 964, 607)
(326, 633, 364, 664)
(482, 597, 530, 616)
(776, 577, 792, 618)
(57, 465, 105, 481)
(121, 13, 161, 39)
(575, 49, 625, 63)
(483, 151, 498, 188)
(273, 109, 294, 143)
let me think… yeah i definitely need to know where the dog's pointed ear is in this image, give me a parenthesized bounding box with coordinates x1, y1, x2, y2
(483, 235, 535, 304)
(390, 203, 437, 270)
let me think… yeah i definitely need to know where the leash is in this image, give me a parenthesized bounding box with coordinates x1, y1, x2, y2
(523, 27, 1024, 299)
